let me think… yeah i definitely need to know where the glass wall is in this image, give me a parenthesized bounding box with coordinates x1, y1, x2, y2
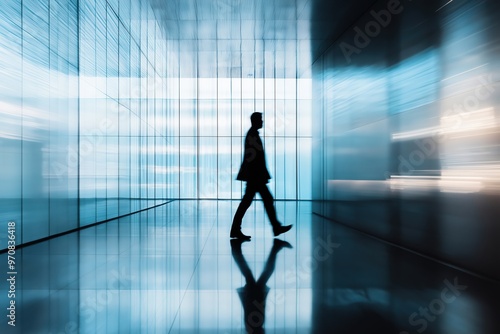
(163, 76, 312, 200)
(151, 1, 314, 201)
(0, 0, 79, 245)
(78, 0, 168, 226)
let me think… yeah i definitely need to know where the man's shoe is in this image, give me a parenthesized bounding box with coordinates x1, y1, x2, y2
(273, 224, 292, 237)
(273, 239, 293, 250)
(230, 229, 251, 240)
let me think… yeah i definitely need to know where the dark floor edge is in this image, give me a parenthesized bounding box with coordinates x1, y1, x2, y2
(0, 200, 175, 254)
(166, 198, 313, 202)
(313, 212, 500, 285)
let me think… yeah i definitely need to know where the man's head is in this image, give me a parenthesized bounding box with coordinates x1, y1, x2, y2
(250, 112, 263, 129)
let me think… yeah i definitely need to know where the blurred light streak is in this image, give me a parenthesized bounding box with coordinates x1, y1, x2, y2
(436, 0, 455, 13)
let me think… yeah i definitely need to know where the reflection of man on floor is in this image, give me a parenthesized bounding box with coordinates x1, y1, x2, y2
(230, 112, 292, 240)
(230, 239, 292, 334)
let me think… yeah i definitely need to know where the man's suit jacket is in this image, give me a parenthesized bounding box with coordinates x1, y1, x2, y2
(236, 127, 271, 184)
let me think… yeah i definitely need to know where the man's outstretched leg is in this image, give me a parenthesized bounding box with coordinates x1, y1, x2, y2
(230, 183, 256, 239)
(258, 184, 293, 237)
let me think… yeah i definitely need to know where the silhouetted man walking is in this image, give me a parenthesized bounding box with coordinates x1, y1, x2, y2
(230, 112, 292, 240)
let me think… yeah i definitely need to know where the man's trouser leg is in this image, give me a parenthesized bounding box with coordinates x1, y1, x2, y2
(231, 183, 257, 231)
(257, 184, 280, 228)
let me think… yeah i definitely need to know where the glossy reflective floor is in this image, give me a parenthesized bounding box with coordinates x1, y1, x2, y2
(1, 200, 500, 333)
